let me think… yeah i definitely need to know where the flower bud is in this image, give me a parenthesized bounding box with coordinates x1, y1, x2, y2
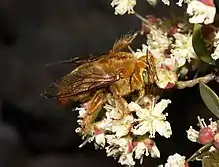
(185, 161, 189, 167)
(167, 25, 179, 36)
(198, 127, 214, 144)
(213, 133, 219, 149)
(200, 0, 215, 7)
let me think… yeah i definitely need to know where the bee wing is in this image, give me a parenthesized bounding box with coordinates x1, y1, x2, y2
(42, 62, 119, 99)
(45, 54, 108, 67)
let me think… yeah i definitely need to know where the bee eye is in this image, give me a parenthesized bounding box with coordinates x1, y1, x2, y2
(142, 70, 149, 84)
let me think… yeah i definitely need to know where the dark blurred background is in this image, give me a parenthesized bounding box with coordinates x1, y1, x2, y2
(0, 0, 218, 166)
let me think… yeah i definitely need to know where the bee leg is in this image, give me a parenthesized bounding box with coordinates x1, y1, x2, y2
(81, 90, 107, 135)
(111, 31, 139, 52)
(109, 87, 130, 119)
(114, 95, 129, 119)
(136, 88, 145, 102)
(175, 73, 215, 89)
(129, 66, 146, 103)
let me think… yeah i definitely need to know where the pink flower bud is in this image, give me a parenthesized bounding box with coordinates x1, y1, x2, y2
(94, 125, 103, 135)
(185, 161, 189, 167)
(200, 0, 215, 7)
(165, 82, 175, 89)
(146, 15, 158, 24)
(128, 141, 134, 153)
(213, 133, 219, 149)
(198, 127, 214, 144)
(168, 25, 179, 36)
(144, 138, 154, 150)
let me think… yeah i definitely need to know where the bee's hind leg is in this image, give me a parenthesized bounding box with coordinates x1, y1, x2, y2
(111, 31, 139, 52)
(175, 73, 215, 89)
(80, 90, 107, 136)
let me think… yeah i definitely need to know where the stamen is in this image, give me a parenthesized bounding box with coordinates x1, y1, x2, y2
(79, 138, 90, 148)
(197, 116, 204, 128)
(201, 118, 207, 127)
(75, 127, 81, 133)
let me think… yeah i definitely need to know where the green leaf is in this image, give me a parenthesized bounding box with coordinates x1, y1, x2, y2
(202, 150, 219, 167)
(187, 143, 212, 162)
(203, 156, 212, 167)
(192, 24, 216, 65)
(199, 82, 219, 118)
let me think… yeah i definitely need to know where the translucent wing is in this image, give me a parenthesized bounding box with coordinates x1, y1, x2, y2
(45, 54, 108, 67)
(42, 61, 119, 99)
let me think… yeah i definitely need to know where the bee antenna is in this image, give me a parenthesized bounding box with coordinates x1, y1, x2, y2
(134, 12, 152, 27)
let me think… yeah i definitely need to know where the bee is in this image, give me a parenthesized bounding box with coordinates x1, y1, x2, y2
(42, 31, 158, 135)
(42, 31, 216, 135)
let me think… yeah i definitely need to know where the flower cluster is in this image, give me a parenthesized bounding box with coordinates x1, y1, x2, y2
(110, 0, 216, 26)
(129, 14, 219, 90)
(187, 116, 219, 148)
(73, 0, 219, 166)
(75, 96, 172, 166)
(132, 16, 195, 89)
(159, 153, 189, 167)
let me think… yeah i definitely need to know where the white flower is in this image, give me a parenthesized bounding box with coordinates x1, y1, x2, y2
(176, 0, 184, 6)
(211, 46, 219, 60)
(186, 117, 218, 143)
(155, 67, 178, 89)
(186, 126, 199, 142)
(93, 120, 109, 148)
(104, 103, 121, 119)
(111, 0, 136, 15)
(134, 44, 148, 59)
(75, 107, 87, 118)
(159, 153, 186, 167)
(134, 139, 160, 164)
(95, 133, 105, 148)
(209, 146, 216, 152)
(103, 102, 134, 138)
(152, 54, 178, 89)
(130, 99, 172, 138)
(171, 33, 197, 67)
(111, 115, 134, 138)
(211, 31, 219, 60)
(176, 0, 192, 7)
(118, 153, 135, 166)
(146, 18, 172, 59)
(146, 0, 158, 6)
(105, 135, 133, 154)
(208, 118, 217, 132)
(147, 28, 171, 58)
(147, 0, 170, 6)
(134, 142, 149, 160)
(150, 143, 160, 158)
(105, 135, 135, 166)
(187, 0, 216, 25)
(161, 0, 170, 6)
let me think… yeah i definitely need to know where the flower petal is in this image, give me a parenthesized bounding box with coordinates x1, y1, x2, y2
(153, 99, 171, 115)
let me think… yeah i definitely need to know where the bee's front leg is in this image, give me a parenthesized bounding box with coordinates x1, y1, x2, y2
(110, 83, 130, 119)
(114, 95, 129, 119)
(129, 65, 146, 102)
(175, 73, 215, 89)
(81, 90, 107, 135)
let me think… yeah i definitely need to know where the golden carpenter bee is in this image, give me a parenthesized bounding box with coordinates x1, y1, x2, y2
(42, 31, 158, 134)
(42, 31, 215, 135)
